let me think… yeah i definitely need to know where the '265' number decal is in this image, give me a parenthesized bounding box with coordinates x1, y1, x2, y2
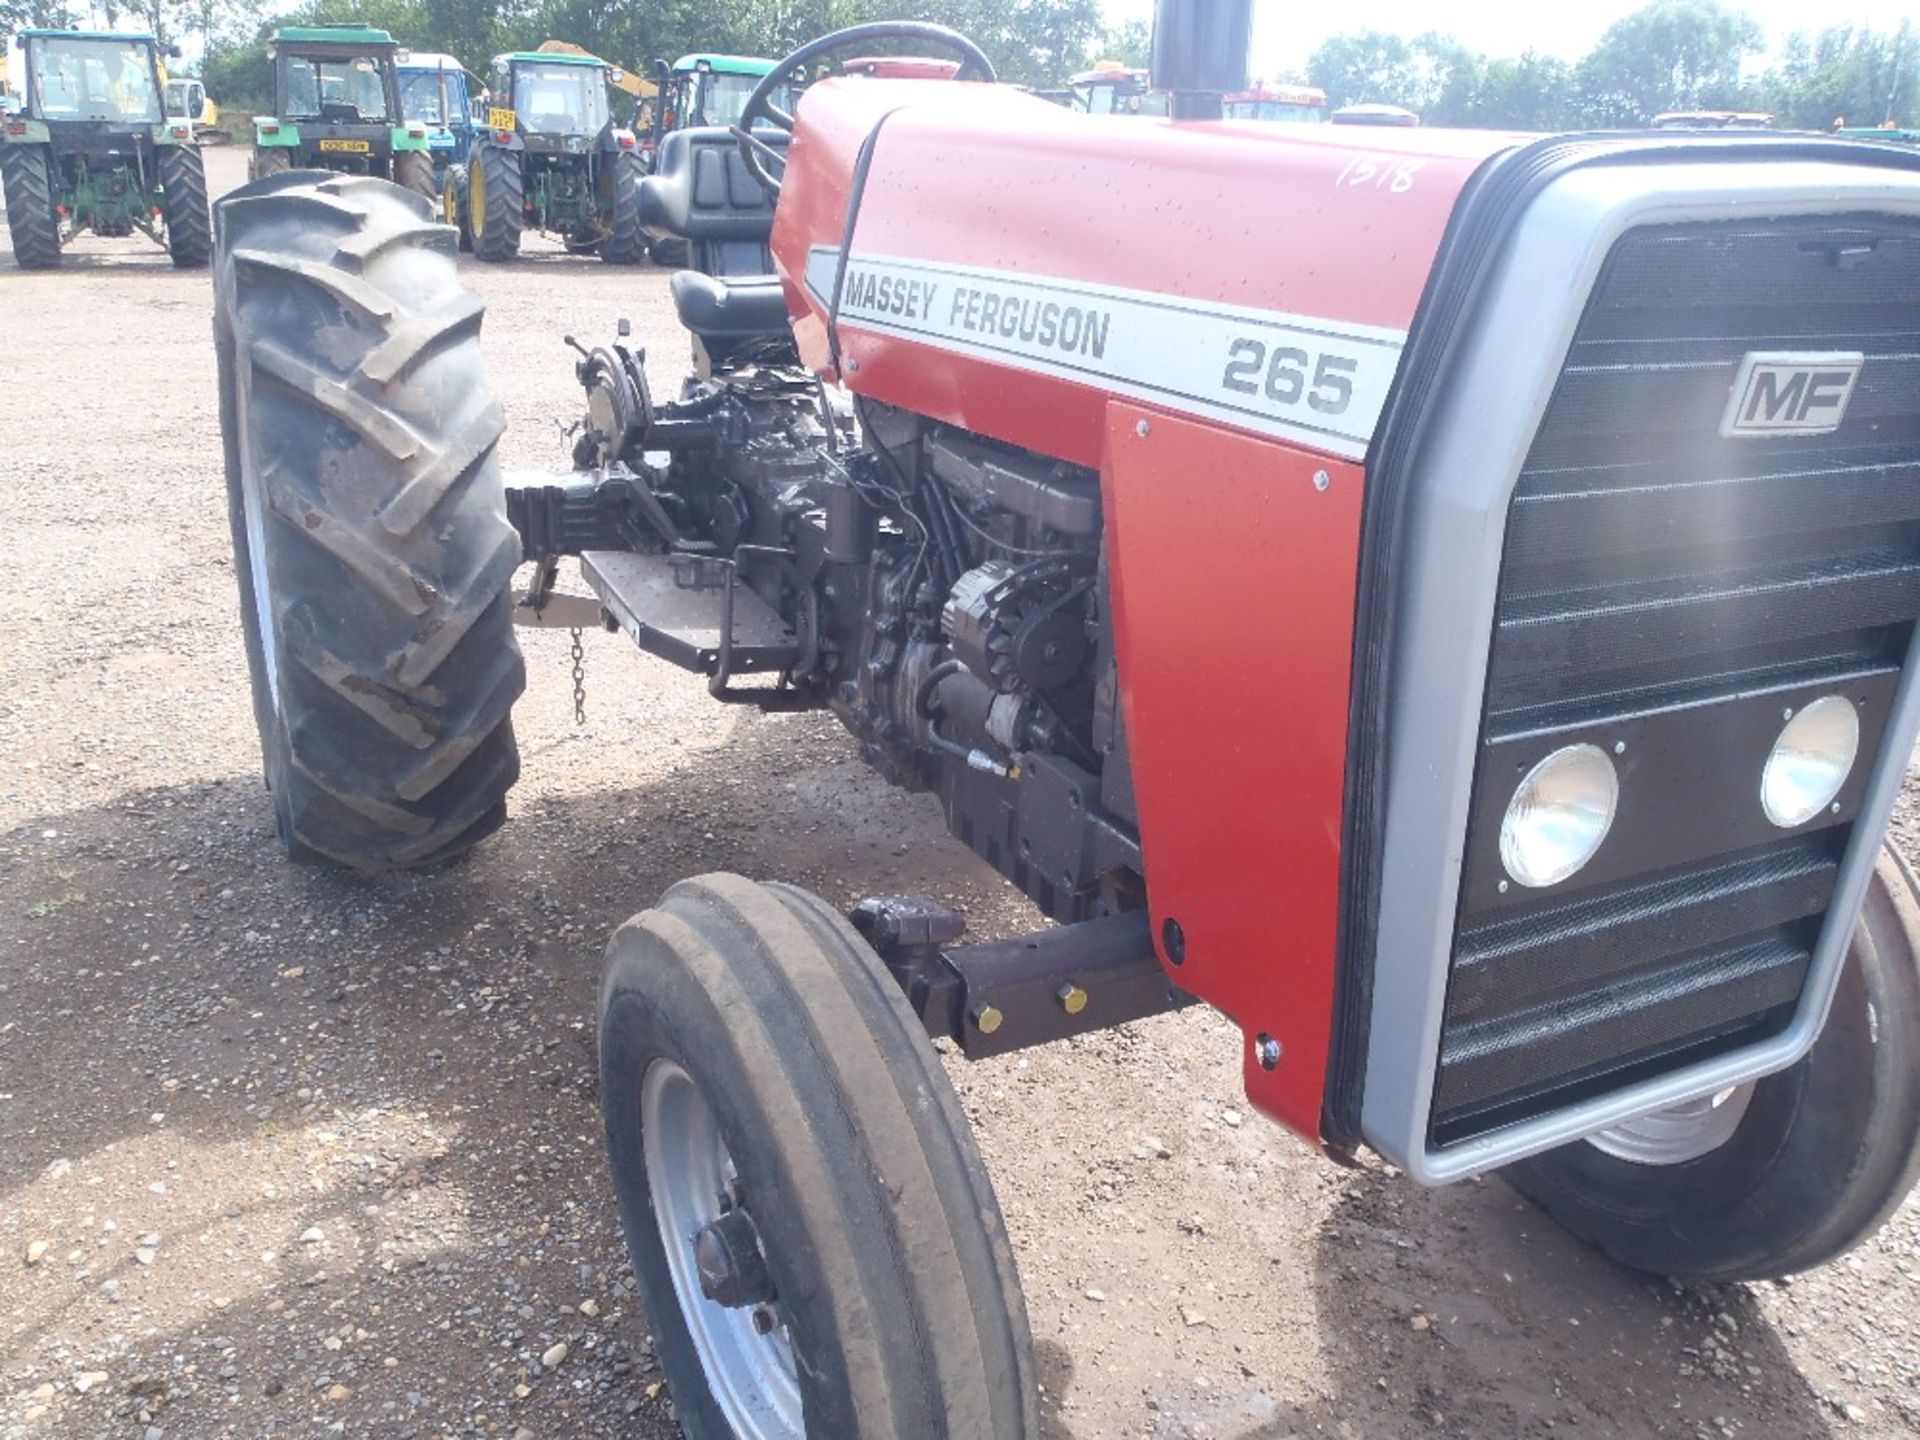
(1221, 339, 1357, 415)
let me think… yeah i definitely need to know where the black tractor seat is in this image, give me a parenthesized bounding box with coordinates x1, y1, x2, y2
(670, 272, 790, 338)
(638, 125, 787, 278)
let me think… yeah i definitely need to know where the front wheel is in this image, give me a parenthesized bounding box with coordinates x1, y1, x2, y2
(214, 171, 524, 869)
(443, 164, 471, 251)
(159, 145, 211, 267)
(1505, 843, 1920, 1280)
(1, 144, 62, 269)
(250, 146, 291, 182)
(600, 875, 1039, 1439)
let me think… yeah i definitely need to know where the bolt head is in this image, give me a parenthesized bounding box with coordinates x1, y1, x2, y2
(1312, 469, 1331, 492)
(1055, 982, 1089, 1016)
(1255, 1034, 1282, 1070)
(1135, 418, 1151, 438)
(970, 1001, 1004, 1035)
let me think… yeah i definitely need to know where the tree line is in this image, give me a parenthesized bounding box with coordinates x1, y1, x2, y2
(2, 0, 1913, 131)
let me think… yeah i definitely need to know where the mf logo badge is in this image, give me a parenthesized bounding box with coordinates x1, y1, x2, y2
(1721, 351, 1864, 437)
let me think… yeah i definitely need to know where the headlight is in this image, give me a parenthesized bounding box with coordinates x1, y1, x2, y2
(1761, 696, 1859, 828)
(1500, 743, 1619, 888)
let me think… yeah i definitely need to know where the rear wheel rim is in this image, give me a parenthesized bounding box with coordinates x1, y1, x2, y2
(1586, 1082, 1757, 1166)
(470, 157, 485, 238)
(641, 1059, 803, 1439)
(235, 424, 280, 708)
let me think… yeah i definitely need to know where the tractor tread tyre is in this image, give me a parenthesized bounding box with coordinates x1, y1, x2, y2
(472, 145, 521, 262)
(1505, 843, 1920, 1281)
(214, 171, 524, 871)
(599, 148, 645, 264)
(251, 146, 291, 182)
(444, 164, 472, 251)
(601, 874, 1040, 1439)
(160, 145, 211, 267)
(392, 149, 437, 208)
(1, 145, 62, 269)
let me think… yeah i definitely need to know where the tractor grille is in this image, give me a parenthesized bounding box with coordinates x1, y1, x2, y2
(1430, 214, 1920, 1146)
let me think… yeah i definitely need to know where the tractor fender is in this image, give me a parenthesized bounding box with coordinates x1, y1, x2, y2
(252, 118, 300, 147)
(1, 117, 50, 144)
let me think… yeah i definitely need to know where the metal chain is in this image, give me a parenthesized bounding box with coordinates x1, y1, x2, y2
(569, 627, 587, 726)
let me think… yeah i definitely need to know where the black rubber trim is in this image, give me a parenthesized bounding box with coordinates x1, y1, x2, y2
(825, 105, 910, 374)
(1320, 131, 1920, 1152)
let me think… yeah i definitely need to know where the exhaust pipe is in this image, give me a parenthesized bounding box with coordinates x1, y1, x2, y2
(1151, 0, 1253, 121)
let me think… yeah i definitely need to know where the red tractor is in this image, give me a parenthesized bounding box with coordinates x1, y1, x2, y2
(211, 0, 1920, 1431)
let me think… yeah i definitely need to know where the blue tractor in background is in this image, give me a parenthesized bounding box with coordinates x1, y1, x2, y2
(395, 50, 474, 215)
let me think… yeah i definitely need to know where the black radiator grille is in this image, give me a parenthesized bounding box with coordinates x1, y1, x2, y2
(1431, 214, 1920, 1145)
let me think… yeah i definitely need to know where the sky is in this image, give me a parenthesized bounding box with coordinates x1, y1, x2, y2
(1102, 0, 1916, 75)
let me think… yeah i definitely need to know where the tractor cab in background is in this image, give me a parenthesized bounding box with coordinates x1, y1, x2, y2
(1064, 60, 1167, 115)
(449, 48, 644, 264)
(1224, 80, 1327, 122)
(165, 75, 223, 141)
(395, 51, 473, 179)
(638, 53, 791, 266)
(250, 26, 434, 203)
(1, 28, 210, 268)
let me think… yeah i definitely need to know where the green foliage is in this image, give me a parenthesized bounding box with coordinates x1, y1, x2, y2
(1098, 18, 1150, 70)
(1578, 0, 1761, 123)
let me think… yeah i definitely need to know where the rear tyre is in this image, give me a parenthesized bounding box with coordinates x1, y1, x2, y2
(1505, 843, 1920, 1280)
(444, 164, 471, 251)
(600, 875, 1039, 1440)
(599, 148, 645, 264)
(159, 145, 211, 267)
(214, 171, 525, 869)
(392, 149, 438, 208)
(471, 144, 521, 262)
(1, 145, 62, 269)
(250, 146, 291, 182)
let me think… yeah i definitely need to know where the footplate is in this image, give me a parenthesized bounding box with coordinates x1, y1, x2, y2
(580, 550, 798, 676)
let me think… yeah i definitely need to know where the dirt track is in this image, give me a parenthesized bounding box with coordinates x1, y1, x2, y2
(1, 146, 1917, 1440)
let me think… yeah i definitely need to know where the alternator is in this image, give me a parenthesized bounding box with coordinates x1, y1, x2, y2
(942, 558, 1092, 694)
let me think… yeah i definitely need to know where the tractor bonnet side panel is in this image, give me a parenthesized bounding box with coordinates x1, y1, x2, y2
(772, 80, 1510, 468)
(771, 80, 1512, 1143)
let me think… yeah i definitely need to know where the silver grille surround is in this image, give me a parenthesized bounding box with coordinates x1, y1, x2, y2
(1359, 158, 1920, 1185)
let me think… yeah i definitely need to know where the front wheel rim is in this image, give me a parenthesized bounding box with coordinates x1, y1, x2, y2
(1586, 1082, 1757, 1166)
(641, 1059, 803, 1439)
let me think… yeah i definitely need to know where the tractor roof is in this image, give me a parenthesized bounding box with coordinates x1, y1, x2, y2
(270, 25, 397, 48)
(397, 51, 464, 72)
(672, 54, 776, 76)
(499, 50, 607, 67)
(17, 28, 159, 43)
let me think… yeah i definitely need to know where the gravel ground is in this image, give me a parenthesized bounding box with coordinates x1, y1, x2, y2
(1, 147, 1917, 1440)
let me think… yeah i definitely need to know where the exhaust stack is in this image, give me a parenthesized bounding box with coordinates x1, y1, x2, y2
(1151, 0, 1252, 120)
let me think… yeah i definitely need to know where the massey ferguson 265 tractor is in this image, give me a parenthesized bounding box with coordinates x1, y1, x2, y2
(211, 0, 1920, 1431)
(1, 28, 209, 269)
(448, 48, 644, 263)
(248, 25, 435, 204)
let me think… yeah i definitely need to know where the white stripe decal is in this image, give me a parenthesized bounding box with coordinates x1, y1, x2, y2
(805, 246, 1406, 460)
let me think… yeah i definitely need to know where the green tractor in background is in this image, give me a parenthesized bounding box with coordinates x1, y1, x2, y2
(0, 29, 210, 269)
(449, 48, 644, 263)
(249, 25, 434, 204)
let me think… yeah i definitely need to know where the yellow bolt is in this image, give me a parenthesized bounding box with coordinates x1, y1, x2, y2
(1055, 983, 1088, 1015)
(970, 1002, 1004, 1035)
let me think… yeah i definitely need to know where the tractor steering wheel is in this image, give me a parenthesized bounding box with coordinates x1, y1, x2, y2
(734, 22, 997, 197)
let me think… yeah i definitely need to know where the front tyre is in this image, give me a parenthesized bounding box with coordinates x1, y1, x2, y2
(1505, 844, 1920, 1280)
(214, 171, 525, 869)
(159, 145, 211, 267)
(599, 147, 645, 264)
(471, 144, 522, 262)
(1, 144, 62, 269)
(600, 875, 1039, 1439)
(444, 163, 472, 251)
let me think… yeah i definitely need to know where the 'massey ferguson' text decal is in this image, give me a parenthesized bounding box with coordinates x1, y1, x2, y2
(805, 247, 1406, 460)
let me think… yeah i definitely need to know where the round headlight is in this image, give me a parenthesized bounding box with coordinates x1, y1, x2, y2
(1500, 743, 1619, 889)
(1761, 696, 1859, 828)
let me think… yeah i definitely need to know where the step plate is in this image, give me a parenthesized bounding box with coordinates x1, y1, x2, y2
(580, 551, 796, 675)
